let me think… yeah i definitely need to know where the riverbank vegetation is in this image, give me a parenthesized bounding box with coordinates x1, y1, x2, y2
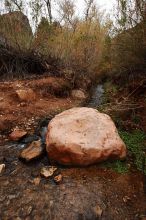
(0, 0, 110, 89)
(0, 1, 146, 82)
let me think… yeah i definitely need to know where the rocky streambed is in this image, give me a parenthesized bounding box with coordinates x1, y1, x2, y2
(0, 84, 146, 220)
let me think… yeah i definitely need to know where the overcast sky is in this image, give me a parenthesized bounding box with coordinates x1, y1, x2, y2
(52, 0, 117, 21)
(0, 0, 117, 29)
(0, 0, 117, 17)
(73, 0, 116, 16)
(77, 0, 116, 11)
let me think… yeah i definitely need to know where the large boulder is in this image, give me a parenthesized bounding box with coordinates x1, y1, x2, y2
(46, 107, 126, 166)
(0, 11, 33, 50)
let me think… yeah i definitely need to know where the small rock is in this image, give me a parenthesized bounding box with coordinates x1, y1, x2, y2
(54, 174, 63, 184)
(33, 177, 41, 186)
(0, 164, 5, 174)
(9, 129, 27, 141)
(20, 102, 27, 107)
(123, 196, 131, 203)
(15, 217, 22, 220)
(71, 90, 86, 100)
(16, 89, 36, 102)
(49, 200, 54, 207)
(8, 194, 17, 200)
(40, 166, 57, 178)
(19, 140, 44, 162)
(93, 205, 103, 218)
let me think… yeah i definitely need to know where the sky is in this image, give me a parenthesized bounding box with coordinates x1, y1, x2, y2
(74, 0, 116, 17)
(77, 0, 116, 11)
(0, 0, 117, 29)
(50, 0, 117, 22)
(0, 0, 117, 17)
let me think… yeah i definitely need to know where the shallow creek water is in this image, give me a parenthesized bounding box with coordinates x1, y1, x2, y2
(87, 84, 104, 108)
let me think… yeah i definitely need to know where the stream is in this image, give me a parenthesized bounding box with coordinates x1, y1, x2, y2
(87, 84, 104, 108)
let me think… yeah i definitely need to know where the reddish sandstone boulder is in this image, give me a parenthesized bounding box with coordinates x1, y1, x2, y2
(46, 107, 126, 166)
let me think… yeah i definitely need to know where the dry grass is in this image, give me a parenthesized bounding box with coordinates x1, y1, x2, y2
(34, 18, 110, 81)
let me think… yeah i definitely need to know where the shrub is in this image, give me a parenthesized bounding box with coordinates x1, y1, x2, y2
(34, 17, 110, 85)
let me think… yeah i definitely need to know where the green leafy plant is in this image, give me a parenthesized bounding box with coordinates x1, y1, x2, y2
(119, 130, 146, 174)
(103, 130, 146, 174)
(104, 160, 128, 174)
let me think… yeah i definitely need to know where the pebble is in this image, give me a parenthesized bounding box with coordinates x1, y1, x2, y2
(9, 129, 27, 141)
(8, 194, 17, 200)
(0, 164, 5, 174)
(123, 196, 131, 203)
(33, 177, 41, 186)
(93, 205, 103, 218)
(0, 97, 4, 101)
(40, 166, 57, 178)
(54, 174, 63, 184)
(19, 140, 44, 162)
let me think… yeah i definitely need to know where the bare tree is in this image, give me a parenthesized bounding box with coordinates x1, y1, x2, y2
(5, 0, 23, 12)
(135, 0, 146, 21)
(58, 0, 78, 30)
(30, 0, 43, 29)
(84, 0, 94, 21)
(117, 0, 146, 28)
(43, 0, 52, 23)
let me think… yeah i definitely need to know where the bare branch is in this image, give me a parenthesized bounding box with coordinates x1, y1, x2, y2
(84, 0, 94, 21)
(6, 0, 23, 12)
(58, 0, 77, 30)
(43, 0, 52, 23)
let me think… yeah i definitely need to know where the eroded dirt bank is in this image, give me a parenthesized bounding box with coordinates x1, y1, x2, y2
(0, 75, 80, 142)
